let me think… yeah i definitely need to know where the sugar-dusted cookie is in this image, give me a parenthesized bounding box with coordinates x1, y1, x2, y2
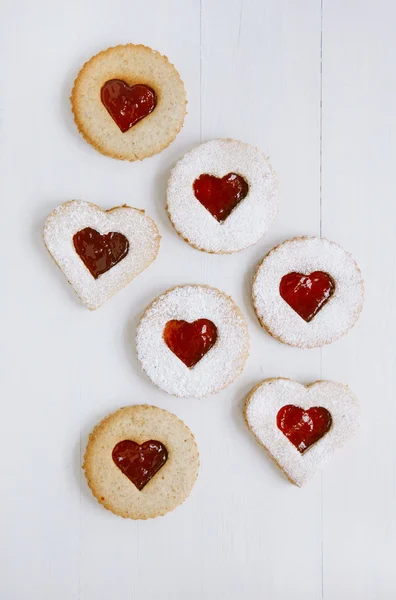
(166, 139, 279, 254)
(44, 200, 160, 310)
(252, 236, 364, 348)
(71, 44, 186, 161)
(84, 405, 199, 519)
(136, 284, 249, 398)
(244, 378, 360, 486)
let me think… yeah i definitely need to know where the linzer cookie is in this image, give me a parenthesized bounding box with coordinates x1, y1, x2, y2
(166, 139, 279, 253)
(244, 378, 360, 486)
(44, 200, 160, 309)
(71, 44, 186, 161)
(84, 405, 199, 519)
(252, 237, 364, 348)
(136, 285, 249, 398)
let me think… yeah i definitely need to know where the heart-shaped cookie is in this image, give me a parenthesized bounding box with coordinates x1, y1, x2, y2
(193, 173, 249, 222)
(112, 439, 168, 490)
(244, 378, 360, 486)
(101, 80, 157, 133)
(44, 200, 161, 309)
(163, 319, 218, 368)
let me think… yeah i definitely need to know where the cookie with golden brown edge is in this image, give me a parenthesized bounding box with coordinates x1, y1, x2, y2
(44, 200, 160, 310)
(71, 44, 186, 161)
(244, 378, 360, 486)
(84, 405, 199, 520)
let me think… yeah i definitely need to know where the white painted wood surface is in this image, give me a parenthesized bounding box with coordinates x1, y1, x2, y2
(1, 0, 395, 597)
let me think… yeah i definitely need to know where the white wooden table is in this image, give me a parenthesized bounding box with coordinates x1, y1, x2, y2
(1, 1, 395, 598)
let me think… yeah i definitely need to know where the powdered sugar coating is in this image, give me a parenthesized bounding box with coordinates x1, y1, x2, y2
(252, 237, 364, 348)
(244, 378, 360, 486)
(136, 285, 250, 398)
(44, 200, 160, 310)
(166, 139, 279, 254)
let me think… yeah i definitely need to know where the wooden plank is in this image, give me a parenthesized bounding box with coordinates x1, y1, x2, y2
(199, 1, 323, 598)
(0, 1, 200, 599)
(321, 0, 396, 597)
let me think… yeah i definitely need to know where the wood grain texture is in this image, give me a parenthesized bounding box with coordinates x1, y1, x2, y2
(0, 0, 394, 598)
(321, 1, 396, 598)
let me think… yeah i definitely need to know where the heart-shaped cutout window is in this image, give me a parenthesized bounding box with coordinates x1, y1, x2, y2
(112, 440, 168, 490)
(279, 271, 335, 322)
(277, 405, 332, 453)
(101, 79, 157, 133)
(163, 319, 218, 368)
(73, 227, 129, 279)
(193, 173, 249, 222)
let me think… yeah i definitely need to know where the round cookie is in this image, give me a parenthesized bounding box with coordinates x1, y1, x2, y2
(252, 236, 364, 348)
(244, 378, 360, 486)
(44, 200, 160, 310)
(136, 284, 250, 398)
(166, 139, 279, 254)
(71, 44, 186, 161)
(84, 405, 199, 519)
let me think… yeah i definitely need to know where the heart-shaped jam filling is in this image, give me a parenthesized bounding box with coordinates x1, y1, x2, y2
(73, 227, 129, 279)
(101, 79, 157, 133)
(163, 319, 218, 368)
(277, 405, 332, 453)
(193, 173, 249, 222)
(279, 271, 335, 322)
(112, 440, 168, 490)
